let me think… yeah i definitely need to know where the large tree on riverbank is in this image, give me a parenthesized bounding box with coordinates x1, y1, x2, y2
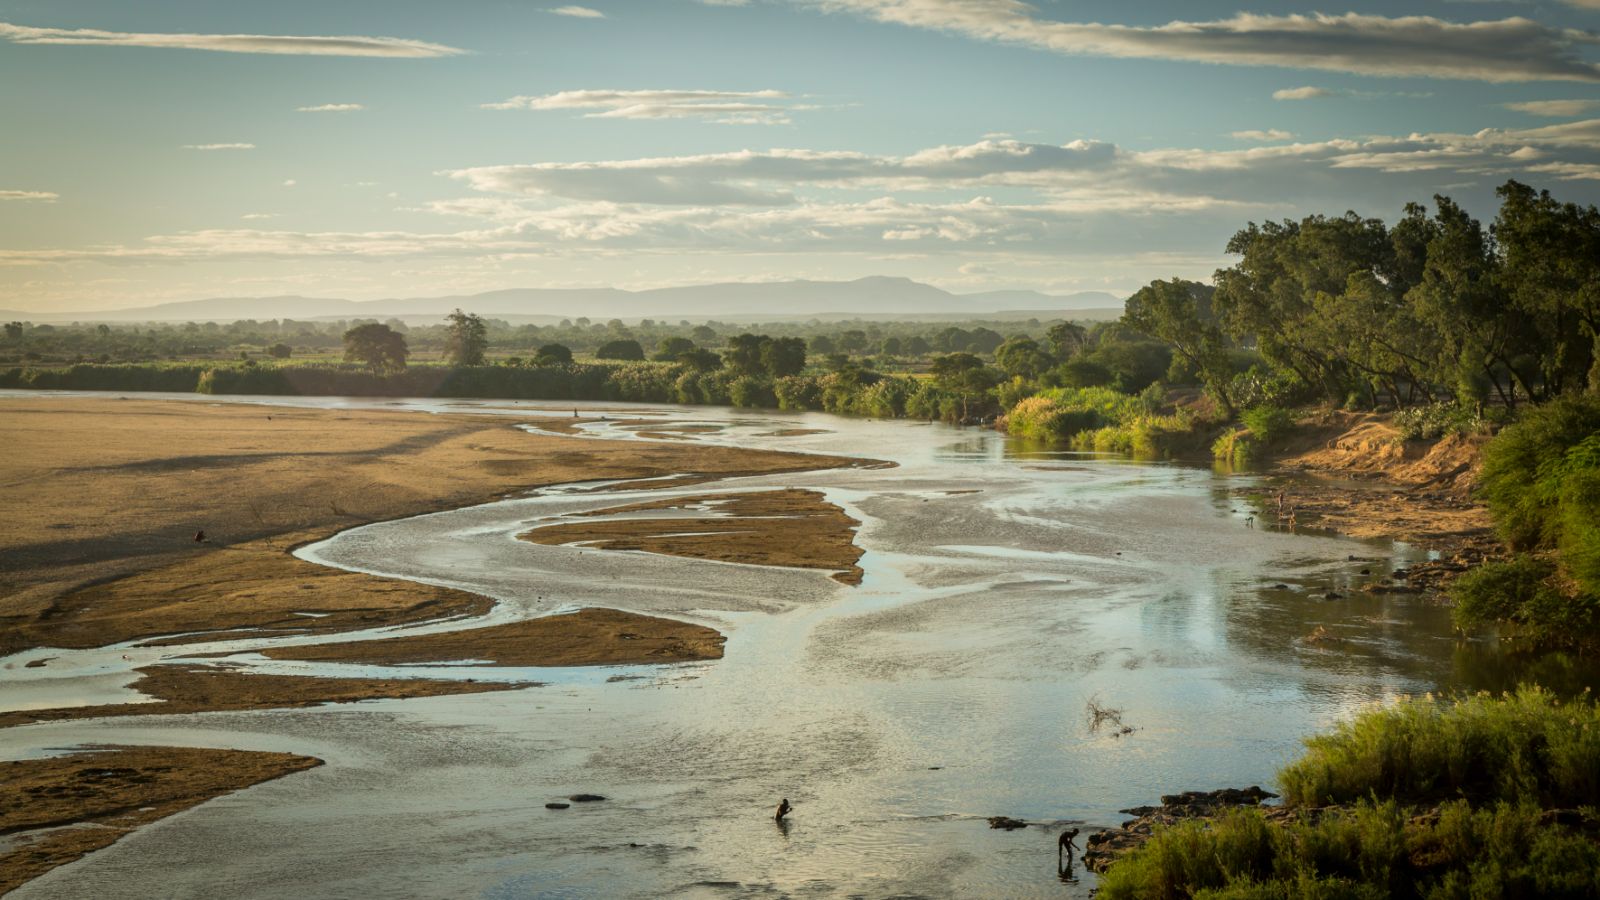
(343, 323, 408, 374)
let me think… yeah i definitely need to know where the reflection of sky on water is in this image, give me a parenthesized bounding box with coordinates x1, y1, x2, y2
(3, 391, 1597, 899)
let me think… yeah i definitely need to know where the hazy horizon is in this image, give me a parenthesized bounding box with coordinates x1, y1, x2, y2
(4, 0, 1600, 313)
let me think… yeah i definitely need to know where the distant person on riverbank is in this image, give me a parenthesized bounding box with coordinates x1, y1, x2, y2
(775, 798, 792, 821)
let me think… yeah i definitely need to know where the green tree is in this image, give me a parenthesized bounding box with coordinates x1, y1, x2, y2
(724, 333, 767, 376)
(676, 348, 722, 372)
(534, 343, 573, 366)
(4, 322, 23, 341)
(595, 339, 645, 361)
(994, 336, 1051, 379)
(267, 342, 292, 359)
(931, 352, 1000, 420)
(443, 309, 488, 366)
(1045, 321, 1086, 360)
(343, 323, 409, 374)
(1494, 180, 1600, 394)
(654, 336, 695, 362)
(760, 336, 807, 377)
(1123, 279, 1237, 414)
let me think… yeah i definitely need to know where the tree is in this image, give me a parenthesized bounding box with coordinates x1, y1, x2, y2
(677, 348, 722, 372)
(343, 323, 408, 374)
(443, 309, 488, 366)
(837, 330, 869, 353)
(808, 334, 836, 355)
(268, 342, 292, 359)
(3, 322, 22, 341)
(931, 352, 1000, 420)
(905, 335, 931, 356)
(1123, 278, 1238, 414)
(691, 324, 717, 343)
(534, 343, 573, 366)
(1046, 321, 1087, 360)
(595, 339, 645, 361)
(995, 336, 1051, 379)
(724, 333, 767, 376)
(654, 336, 695, 362)
(1494, 180, 1600, 394)
(880, 336, 903, 356)
(761, 336, 807, 377)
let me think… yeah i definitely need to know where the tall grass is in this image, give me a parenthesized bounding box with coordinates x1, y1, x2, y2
(1096, 799, 1600, 900)
(1276, 687, 1600, 808)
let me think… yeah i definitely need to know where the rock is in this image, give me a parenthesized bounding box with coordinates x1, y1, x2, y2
(1270, 583, 1290, 590)
(569, 793, 607, 803)
(1323, 591, 1342, 600)
(987, 816, 1028, 830)
(545, 802, 570, 810)
(1087, 787, 1279, 873)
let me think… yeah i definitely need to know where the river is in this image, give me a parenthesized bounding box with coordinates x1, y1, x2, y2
(0, 395, 1543, 898)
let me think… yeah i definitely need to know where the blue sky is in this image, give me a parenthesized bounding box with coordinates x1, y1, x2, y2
(2, 0, 1599, 311)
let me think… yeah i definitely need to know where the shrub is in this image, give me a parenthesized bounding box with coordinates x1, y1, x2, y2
(1394, 401, 1484, 441)
(1241, 404, 1294, 445)
(1276, 686, 1600, 808)
(727, 375, 776, 408)
(1451, 556, 1600, 648)
(1098, 799, 1600, 900)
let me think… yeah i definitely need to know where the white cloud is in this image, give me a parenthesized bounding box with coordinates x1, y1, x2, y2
(1504, 99, 1600, 116)
(1232, 129, 1296, 141)
(0, 190, 58, 202)
(545, 6, 605, 17)
(699, 0, 750, 5)
(183, 143, 255, 150)
(241, 213, 279, 220)
(805, 4, 1600, 82)
(297, 103, 365, 113)
(1274, 86, 1336, 100)
(283, 180, 298, 187)
(0, 21, 465, 57)
(485, 89, 799, 124)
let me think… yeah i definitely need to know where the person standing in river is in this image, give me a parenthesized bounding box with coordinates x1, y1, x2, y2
(775, 798, 792, 821)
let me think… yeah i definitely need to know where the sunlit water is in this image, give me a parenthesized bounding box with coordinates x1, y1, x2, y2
(1, 392, 1583, 899)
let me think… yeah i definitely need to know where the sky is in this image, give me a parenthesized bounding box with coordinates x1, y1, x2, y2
(2, 1, 1599, 313)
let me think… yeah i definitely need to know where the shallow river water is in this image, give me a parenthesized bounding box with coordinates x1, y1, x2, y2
(0, 394, 1554, 898)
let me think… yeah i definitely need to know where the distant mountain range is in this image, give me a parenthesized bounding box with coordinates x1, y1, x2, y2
(2, 277, 1124, 324)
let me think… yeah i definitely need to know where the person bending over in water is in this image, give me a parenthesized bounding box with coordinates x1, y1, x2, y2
(1059, 828, 1080, 861)
(775, 798, 792, 821)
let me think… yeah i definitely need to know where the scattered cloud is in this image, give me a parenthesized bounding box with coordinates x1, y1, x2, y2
(699, 0, 751, 6)
(0, 21, 465, 57)
(1232, 129, 1296, 141)
(297, 103, 365, 113)
(1504, 99, 1600, 116)
(545, 6, 605, 17)
(241, 213, 279, 220)
(183, 143, 255, 150)
(1274, 86, 1336, 100)
(804, 5, 1600, 83)
(484, 88, 800, 124)
(0, 190, 58, 202)
(283, 179, 298, 187)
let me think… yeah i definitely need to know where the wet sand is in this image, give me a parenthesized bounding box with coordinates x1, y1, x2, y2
(0, 746, 320, 895)
(0, 665, 532, 729)
(1, 396, 875, 659)
(521, 488, 866, 584)
(261, 608, 725, 667)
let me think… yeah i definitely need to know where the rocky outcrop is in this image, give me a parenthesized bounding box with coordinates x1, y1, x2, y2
(1083, 786, 1278, 873)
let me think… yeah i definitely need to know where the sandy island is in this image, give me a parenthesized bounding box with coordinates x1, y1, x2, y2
(0, 746, 321, 896)
(521, 488, 866, 584)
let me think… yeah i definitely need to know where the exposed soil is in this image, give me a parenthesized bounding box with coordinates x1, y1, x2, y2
(0, 397, 882, 658)
(1244, 410, 1500, 595)
(262, 608, 725, 667)
(520, 488, 866, 584)
(0, 665, 532, 729)
(0, 745, 321, 895)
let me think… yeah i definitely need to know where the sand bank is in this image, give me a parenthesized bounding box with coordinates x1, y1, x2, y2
(520, 488, 866, 584)
(0, 745, 320, 895)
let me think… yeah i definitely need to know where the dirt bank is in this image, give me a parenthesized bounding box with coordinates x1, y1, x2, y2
(0, 745, 321, 895)
(1246, 411, 1499, 593)
(520, 488, 866, 584)
(262, 607, 725, 667)
(0, 665, 532, 729)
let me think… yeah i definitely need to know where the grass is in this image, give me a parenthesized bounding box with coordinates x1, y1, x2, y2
(1097, 688, 1600, 898)
(1277, 687, 1600, 808)
(1096, 799, 1600, 900)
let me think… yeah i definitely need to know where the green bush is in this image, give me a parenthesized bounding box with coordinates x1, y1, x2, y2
(1394, 401, 1484, 441)
(1451, 556, 1600, 648)
(1241, 404, 1294, 445)
(1276, 686, 1600, 808)
(1098, 799, 1600, 900)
